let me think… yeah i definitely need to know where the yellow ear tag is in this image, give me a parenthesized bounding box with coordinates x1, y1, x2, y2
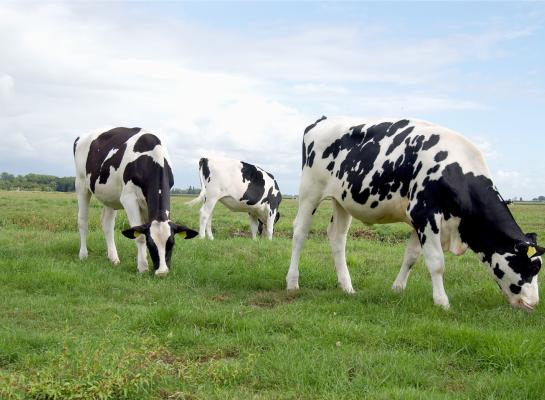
(527, 246, 537, 258)
(134, 232, 141, 238)
(178, 231, 187, 239)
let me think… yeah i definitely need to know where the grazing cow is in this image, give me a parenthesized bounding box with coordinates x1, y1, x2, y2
(186, 157, 282, 239)
(74, 127, 198, 276)
(287, 116, 544, 310)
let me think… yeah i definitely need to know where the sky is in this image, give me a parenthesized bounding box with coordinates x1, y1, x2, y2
(1, 1, 544, 199)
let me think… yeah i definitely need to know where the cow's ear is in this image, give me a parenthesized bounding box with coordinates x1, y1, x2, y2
(274, 211, 281, 224)
(516, 241, 545, 258)
(122, 223, 149, 239)
(532, 245, 545, 257)
(170, 223, 199, 239)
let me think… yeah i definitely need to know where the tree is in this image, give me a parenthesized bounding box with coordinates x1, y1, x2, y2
(0, 172, 75, 192)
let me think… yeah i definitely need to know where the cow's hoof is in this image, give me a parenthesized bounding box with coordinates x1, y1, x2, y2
(341, 285, 356, 294)
(286, 281, 299, 291)
(155, 269, 169, 277)
(110, 257, 120, 265)
(79, 250, 88, 260)
(137, 264, 148, 273)
(434, 297, 450, 310)
(391, 282, 406, 293)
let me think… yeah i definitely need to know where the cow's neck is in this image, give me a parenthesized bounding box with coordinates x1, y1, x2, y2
(458, 189, 524, 263)
(142, 169, 172, 222)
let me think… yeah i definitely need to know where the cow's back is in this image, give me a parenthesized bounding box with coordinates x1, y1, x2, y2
(204, 157, 281, 213)
(302, 117, 489, 224)
(74, 128, 170, 209)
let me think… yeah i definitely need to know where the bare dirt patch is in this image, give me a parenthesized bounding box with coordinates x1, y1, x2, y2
(246, 291, 297, 308)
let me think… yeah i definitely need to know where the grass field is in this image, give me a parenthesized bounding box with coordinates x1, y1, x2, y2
(1, 191, 545, 399)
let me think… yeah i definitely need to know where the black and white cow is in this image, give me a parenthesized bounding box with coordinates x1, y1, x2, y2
(187, 157, 282, 239)
(287, 116, 544, 310)
(74, 127, 198, 276)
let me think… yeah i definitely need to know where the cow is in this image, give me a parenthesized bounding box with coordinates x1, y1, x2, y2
(74, 127, 198, 276)
(186, 157, 282, 240)
(286, 116, 544, 310)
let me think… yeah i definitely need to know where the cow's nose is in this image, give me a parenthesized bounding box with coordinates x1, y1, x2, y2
(512, 298, 535, 311)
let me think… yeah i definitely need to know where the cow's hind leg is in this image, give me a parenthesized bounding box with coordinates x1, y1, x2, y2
(199, 198, 217, 240)
(419, 223, 449, 309)
(101, 206, 120, 265)
(76, 181, 91, 260)
(327, 199, 354, 293)
(392, 230, 421, 292)
(286, 195, 320, 291)
(248, 214, 259, 239)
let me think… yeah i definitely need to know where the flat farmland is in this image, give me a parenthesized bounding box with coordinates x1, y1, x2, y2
(1, 191, 545, 399)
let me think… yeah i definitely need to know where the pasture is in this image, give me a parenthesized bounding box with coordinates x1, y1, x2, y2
(1, 191, 545, 399)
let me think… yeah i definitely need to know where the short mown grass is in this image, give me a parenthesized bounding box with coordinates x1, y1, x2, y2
(1, 191, 545, 399)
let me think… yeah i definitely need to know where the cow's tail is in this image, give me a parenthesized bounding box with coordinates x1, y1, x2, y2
(73, 136, 80, 158)
(186, 190, 205, 207)
(186, 162, 206, 207)
(302, 116, 327, 169)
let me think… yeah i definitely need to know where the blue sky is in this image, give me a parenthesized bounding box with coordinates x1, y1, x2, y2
(0, 1, 544, 198)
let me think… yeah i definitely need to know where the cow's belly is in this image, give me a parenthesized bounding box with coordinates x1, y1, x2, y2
(220, 196, 253, 213)
(92, 180, 124, 210)
(334, 195, 411, 225)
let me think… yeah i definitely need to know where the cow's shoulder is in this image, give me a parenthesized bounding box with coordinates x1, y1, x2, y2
(240, 161, 263, 184)
(239, 161, 267, 205)
(123, 155, 174, 190)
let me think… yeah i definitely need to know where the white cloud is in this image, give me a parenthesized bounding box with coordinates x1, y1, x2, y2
(0, 2, 541, 196)
(496, 170, 521, 181)
(0, 74, 14, 102)
(0, 3, 310, 183)
(468, 136, 501, 161)
(492, 169, 535, 199)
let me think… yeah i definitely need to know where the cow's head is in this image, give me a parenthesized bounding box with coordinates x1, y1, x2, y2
(122, 221, 198, 276)
(489, 233, 544, 310)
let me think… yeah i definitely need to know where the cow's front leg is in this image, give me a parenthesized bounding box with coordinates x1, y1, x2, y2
(420, 226, 449, 309)
(206, 214, 214, 240)
(265, 213, 274, 240)
(392, 230, 422, 292)
(121, 195, 148, 273)
(76, 181, 91, 261)
(101, 206, 120, 265)
(327, 199, 354, 293)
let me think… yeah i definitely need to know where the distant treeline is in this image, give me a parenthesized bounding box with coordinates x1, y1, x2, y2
(171, 185, 200, 195)
(0, 172, 203, 194)
(0, 172, 76, 192)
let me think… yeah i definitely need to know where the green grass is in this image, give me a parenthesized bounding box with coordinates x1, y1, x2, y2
(1, 191, 545, 399)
